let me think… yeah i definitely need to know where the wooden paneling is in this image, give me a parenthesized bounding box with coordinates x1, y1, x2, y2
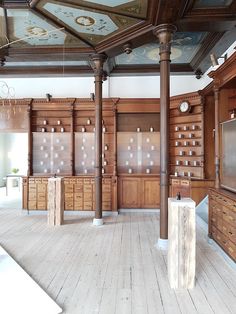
(118, 176, 160, 209)
(209, 188, 236, 261)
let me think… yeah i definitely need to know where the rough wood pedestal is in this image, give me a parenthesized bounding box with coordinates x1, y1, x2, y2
(47, 177, 64, 226)
(168, 197, 196, 289)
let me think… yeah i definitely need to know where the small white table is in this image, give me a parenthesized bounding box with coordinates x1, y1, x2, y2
(6, 174, 22, 196)
(168, 197, 196, 289)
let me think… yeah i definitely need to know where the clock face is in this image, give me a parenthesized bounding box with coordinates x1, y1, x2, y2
(179, 101, 190, 113)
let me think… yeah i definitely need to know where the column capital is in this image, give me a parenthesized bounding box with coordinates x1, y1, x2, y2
(90, 53, 107, 76)
(153, 24, 177, 44)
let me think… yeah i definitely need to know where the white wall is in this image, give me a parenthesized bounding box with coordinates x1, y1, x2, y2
(109, 75, 202, 98)
(3, 74, 202, 99)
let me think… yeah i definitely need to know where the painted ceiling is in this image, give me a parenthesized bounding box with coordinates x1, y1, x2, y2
(0, 0, 235, 76)
(115, 32, 208, 65)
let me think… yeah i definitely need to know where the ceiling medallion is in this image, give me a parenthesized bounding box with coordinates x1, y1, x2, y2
(26, 26, 48, 36)
(75, 16, 95, 27)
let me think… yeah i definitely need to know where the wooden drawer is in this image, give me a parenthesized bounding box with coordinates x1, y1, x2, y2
(223, 223, 236, 245)
(29, 178, 36, 184)
(28, 201, 37, 210)
(84, 178, 92, 184)
(37, 192, 46, 201)
(29, 184, 36, 191)
(69, 178, 76, 184)
(65, 202, 74, 210)
(84, 201, 93, 210)
(215, 230, 228, 250)
(211, 216, 217, 227)
(35, 178, 42, 183)
(65, 184, 74, 193)
(226, 240, 236, 261)
(216, 217, 223, 232)
(76, 179, 83, 184)
(65, 193, 73, 201)
(74, 202, 83, 210)
(74, 184, 83, 192)
(37, 201, 47, 210)
(42, 179, 48, 184)
(28, 192, 36, 201)
(181, 180, 190, 186)
(222, 206, 236, 226)
(84, 185, 92, 193)
(84, 193, 92, 202)
(172, 179, 180, 185)
(74, 193, 83, 201)
(38, 184, 47, 193)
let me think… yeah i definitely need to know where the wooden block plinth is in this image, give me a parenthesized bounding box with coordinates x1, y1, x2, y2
(47, 177, 64, 226)
(168, 197, 196, 289)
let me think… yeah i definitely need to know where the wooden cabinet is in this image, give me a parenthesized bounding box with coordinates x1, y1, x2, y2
(28, 177, 48, 210)
(118, 176, 160, 209)
(27, 176, 115, 211)
(209, 189, 236, 261)
(170, 178, 214, 205)
(170, 94, 204, 179)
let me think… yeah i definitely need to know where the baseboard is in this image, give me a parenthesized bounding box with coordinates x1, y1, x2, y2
(21, 210, 118, 217)
(119, 208, 160, 213)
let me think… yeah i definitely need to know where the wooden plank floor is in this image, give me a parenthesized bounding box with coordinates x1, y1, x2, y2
(0, 207, 236, 314)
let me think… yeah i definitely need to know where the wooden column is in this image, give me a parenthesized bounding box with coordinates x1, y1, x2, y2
(70, 101, 75, 176)
(213, 85, 220, 188)
(153, 24, 176, 248)
(27, 101, 33, 176)
(90, 53, 107, 225)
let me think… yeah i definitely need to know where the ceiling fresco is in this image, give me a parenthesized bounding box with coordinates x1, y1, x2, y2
(38, 0, 141, 44)
(59, 0, 148, 18)
(194, 0, 233, 8)
(115, 32, 208, 65)
(6, 9, 88, 48)
(0, 0, 235, 76)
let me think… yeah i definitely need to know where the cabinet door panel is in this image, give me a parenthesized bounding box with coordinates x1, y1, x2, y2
(119, 178, 141, 208)
(142, 178, 160, 208)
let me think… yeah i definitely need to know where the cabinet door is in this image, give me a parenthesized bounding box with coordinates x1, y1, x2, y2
(118, 177, 141, 208)
(142, 178, 160, 208)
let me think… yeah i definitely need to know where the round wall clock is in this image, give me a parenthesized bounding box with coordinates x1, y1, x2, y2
(178, 101, 191, 113)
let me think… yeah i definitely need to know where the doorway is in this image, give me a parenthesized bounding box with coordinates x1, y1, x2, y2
(0, 133, 28, 209)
